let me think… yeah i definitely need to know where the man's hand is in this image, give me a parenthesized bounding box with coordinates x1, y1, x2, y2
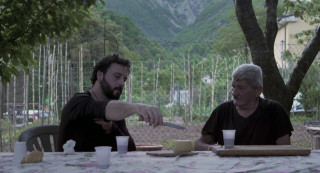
(136, 104, 163, 127)
(194, 134, 215, 151)
(104, 101, 163, 127)
(94, 119, 113, 134)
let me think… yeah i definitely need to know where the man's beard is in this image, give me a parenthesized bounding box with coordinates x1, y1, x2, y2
(100, 78, 123, 100)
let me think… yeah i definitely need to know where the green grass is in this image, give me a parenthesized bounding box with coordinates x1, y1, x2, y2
(292, 141, 310, 148)
(290, 113, 319, 124)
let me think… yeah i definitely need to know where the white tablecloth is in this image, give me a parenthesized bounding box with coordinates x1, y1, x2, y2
(1, 150, 320, 173)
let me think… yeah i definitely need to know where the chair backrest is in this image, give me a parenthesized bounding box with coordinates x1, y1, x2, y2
(18, 125, 59, 152)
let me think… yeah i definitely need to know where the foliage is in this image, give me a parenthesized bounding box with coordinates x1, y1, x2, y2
(284, 0, 320, 44)
(299, 63, 320, 110)
(67, 4, 171, 64)
(282, 0, 320, 111)
(284, 0, 320, 24)
(0, 0, 103, 83)
(213, 0, 287, 56)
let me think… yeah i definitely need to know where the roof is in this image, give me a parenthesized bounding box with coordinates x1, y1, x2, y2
(278, 14, 300, 28)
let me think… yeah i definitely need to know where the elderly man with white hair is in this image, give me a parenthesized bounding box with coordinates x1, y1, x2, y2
(194, 64, 293, 151)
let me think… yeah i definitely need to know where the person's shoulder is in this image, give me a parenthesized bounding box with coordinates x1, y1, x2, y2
(260, 97, 284, 109)
(216, 100, 234, 109)
(73, 91, 90, 98)
(260, 97, 280, 104)
(220, 100, 234, 106)
(68, 91, 91, 102)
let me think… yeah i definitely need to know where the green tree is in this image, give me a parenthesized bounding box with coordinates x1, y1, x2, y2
(286, 0, 320, 113)
(214, 0, 285, 56)
(234, 0, 320, 114)
(299, 63, 320, 111)
(0, 0, 103, 83)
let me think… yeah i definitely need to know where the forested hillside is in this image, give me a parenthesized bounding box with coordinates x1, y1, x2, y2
(174, 0, 234, 42)
(103, 0, 212, 41)
(102, 0, 235, 57)
(67, 5, 171, 63)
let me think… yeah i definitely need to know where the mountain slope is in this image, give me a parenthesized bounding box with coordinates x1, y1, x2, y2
(174, 0, 234, 42)
(103, 0, 211, 40)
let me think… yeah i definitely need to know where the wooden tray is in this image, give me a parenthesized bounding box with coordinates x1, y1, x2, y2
(211, 145, 311, 157)
(136, 145, 163, 151)
(146, 150, 198, 157)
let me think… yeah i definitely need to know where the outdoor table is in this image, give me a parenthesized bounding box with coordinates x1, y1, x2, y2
(1, 150, 320, 172)
(305, 120, 320, 149)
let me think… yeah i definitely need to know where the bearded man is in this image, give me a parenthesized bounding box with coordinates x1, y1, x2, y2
(58, 54, 163, 151)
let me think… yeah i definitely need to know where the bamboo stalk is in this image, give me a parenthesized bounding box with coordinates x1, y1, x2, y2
(169, 61, 173, 116)
(55, 44, 60, 122)
(64, 42, 68, 104)
(60, 43, 64, 109)
(183, 54, 187, 120)
(140, 62, 143, 103)
(188, 54, 193, 122)
(47, 45, 52, 124)
(38, 45, 41, 124)
(6, 82, 10, 151)
(225, 58, 229, 101)
(23, 71, 26, 127)
(79, 45, 83, 92)
(13, 76, 16, 141)
(198, 62, 203, 117)
(0, 81, 3, 151)
(26, 72, 29, 127)
(211, 57, 219, 109)
(127, 62, 132, 102)
(130, 62, 133, 102)
(32, 53, 35, 126)
(50, 44, 56, 123)
(41, 45, 48, 125)
(155, 58, 160, 106)
(69, 60, 73, 97)
(153, 58, 156, 105)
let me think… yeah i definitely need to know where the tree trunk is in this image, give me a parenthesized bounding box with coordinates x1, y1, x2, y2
(234, 0, 320, 114)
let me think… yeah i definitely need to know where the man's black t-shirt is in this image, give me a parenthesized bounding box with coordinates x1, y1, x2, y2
(57, 91, 136, 152)
(202, 97, 293, 145)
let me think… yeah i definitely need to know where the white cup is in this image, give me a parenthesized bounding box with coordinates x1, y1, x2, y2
(13, 142, 27, 163)
(222, 130, 236, 148)
(95, 146, 112, 169)
(116, 136, 129, 154)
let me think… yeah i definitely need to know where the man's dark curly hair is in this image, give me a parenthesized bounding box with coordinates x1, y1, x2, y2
(90, 54, 131, 85)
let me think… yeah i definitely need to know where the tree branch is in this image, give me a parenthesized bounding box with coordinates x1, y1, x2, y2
(234, 0, 267, 65)
(265, 0, 278, 52)
(7, 0, 56, 43)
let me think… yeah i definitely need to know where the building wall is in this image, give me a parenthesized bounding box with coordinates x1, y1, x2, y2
(274, 16, 316, 69)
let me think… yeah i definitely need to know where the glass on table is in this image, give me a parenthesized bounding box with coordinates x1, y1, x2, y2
(13, 142, 27, 164)
(222, 130, 236, 148)
(116, 136, 129, 154)
(95, 146, 112, 169)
